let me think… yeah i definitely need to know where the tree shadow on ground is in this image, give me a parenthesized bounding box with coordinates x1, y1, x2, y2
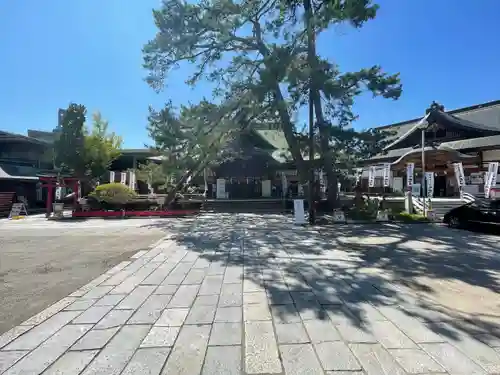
(142, 213, 500, 347)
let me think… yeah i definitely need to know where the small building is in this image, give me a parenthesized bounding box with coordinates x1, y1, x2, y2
(361, 100, 500, 197)
(202, 128, 318, 199)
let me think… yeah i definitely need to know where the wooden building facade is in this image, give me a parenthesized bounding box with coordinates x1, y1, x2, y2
(361, 100, 500, 197)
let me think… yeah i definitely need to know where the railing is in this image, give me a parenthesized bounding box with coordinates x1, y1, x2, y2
(461, 191, 476, 203)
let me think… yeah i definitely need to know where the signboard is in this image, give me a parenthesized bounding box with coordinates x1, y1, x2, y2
(393, 177, 403, 192)
(485, 162, 499, 198)
(109, 171, 115, 183)
(261, 180, 271, 197)
(453, 162, 465, 187)
(411, 183, 421, 197)
(293, 199, 306, 225)
(407, 163, 414, 188)
(368, 166, 376, 188)
(333, 209, 346, 223)
(216, 178, 226, 199)
(9, 203, 28, 219)
(425, 172, 434, 198)
(383, 164, 391, 187)
(376, 210, 389, 222)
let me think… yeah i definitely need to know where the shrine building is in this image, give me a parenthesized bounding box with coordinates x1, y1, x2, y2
(360, 100, 500, 197)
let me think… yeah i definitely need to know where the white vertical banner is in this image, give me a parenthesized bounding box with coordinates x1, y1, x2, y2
(406, 163, 414, 188)
(485, 162, 499, 198)
(383, 164, 391, 187)
(55, 186, 62, 200)
(368, 166, 376, 188)
(281, 173, 287, 195)
(453, 162, 465, 187)
(355, 168, 362, 185)
(109, 171, 115, 183)
(129, 170, 136, 190)
(425, 172, 434, 198)
(120, 172, 127, 185)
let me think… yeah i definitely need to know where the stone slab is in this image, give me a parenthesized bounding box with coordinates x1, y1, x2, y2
(202, 346, 241, 375)
(81, 325, 151, 375)
(3, 324, 91, 375)
(209, 323, 242, 346)
(94, 309, 134, 329)
(141, 326, 180, 347)
(155, 308, 190, 327)
(161, 324, 211, 375)
(244, 321, 282, 374)
(121, 348, 170, 375)
(279, 344, 324, 375)
(71, 327, 120, 351)
(314, 341, 362, 371)
(43, 350, 98, 375)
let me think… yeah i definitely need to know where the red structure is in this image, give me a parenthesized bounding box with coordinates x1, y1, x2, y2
(72, 209, 198, 218)
(39, 176, 80, 217)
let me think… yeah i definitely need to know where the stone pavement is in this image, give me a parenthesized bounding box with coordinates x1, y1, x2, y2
(0, 213, 499, 374)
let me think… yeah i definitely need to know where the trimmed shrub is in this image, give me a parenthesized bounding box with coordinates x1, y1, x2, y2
(89, 183, 137, 204)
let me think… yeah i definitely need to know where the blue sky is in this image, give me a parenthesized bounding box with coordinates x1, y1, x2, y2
(1, 0, 499, 148)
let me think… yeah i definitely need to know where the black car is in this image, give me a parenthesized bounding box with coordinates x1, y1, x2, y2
(443, 199, 500, 233)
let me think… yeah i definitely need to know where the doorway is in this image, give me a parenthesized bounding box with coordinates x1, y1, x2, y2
(434, 175, 447, 197)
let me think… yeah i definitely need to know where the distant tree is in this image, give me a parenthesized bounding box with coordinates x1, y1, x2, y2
(84, 112, 122, 185)
(147, 96, 267, 205)
(54, 103, 87, 177)
(134, 161, 173, 192)
(54, 105, 122, 187)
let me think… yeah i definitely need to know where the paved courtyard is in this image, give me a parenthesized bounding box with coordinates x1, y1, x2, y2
(0, 213, 499, 374)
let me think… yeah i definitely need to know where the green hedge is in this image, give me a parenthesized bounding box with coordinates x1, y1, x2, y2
(89, 183, 137, 204)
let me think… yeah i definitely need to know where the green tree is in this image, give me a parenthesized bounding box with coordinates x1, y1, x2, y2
(54, 103, 87, 177)
(143, 0, 401, 207)
(134, 161, 173, 192)
(54, 105, 122, 187)
(85, 112, 122, 185)
(147, 97, 266, 205)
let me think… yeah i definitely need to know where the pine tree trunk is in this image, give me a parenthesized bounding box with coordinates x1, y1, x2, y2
(303, 0, 340, 209)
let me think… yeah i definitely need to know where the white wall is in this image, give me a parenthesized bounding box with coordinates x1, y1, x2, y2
(482, 150, 500, 162)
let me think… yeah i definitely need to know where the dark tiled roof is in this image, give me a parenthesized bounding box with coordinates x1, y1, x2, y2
(369, 134, 500, 162)
(379, 100, 500, 143)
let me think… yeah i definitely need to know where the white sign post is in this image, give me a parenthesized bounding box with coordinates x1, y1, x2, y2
(216, 178, 226, 199)
(8, 203, 28, 219)
(293, 199, 306, 225)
